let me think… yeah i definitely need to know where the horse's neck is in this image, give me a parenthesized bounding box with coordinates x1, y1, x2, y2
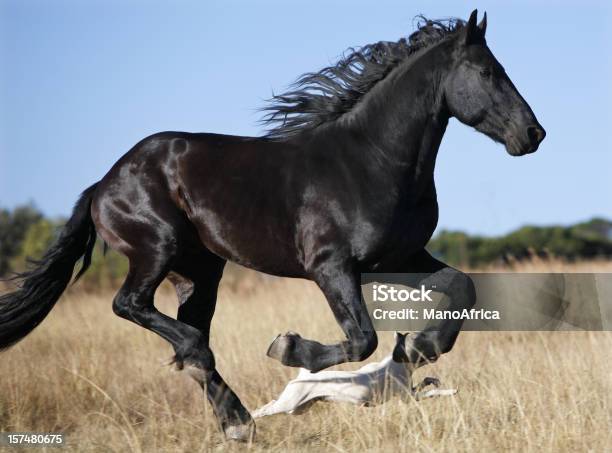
(340, 42, 452, 187)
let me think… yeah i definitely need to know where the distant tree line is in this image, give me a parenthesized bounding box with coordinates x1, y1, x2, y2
(0, 204, 128, 289)
(427, 218, 612, 267)
(1, 204, 611, 288)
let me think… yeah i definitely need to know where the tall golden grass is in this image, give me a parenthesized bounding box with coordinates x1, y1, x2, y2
(1, 259, 611, 452)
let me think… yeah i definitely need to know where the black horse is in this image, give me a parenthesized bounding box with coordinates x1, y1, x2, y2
(0, 11, 544, 441)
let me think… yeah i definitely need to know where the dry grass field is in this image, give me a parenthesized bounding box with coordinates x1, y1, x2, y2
(1, 260, 611, 452)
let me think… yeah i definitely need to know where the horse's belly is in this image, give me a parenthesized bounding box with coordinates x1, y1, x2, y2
(186, 203, 305, 277)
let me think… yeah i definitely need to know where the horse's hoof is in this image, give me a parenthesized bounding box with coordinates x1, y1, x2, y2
(266, 332, 299, 365)
(224, 421, 255, 442)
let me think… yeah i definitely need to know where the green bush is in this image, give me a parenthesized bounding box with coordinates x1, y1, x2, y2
(428, 218, 612, 267)
(0, 205, 128, 290)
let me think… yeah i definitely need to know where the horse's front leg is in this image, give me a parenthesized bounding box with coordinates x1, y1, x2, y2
(399, 249, 476, 364)
(267, 261, 377, 372)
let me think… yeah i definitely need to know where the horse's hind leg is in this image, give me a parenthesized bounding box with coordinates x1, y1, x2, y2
(167, 251, 224, 349)
(113, 248, 253, 441)
(167, 253, 253, 441)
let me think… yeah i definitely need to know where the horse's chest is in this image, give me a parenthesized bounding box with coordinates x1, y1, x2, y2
(362, 198, 438, 261)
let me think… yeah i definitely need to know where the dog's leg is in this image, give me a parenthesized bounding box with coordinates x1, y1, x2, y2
(252, 383, 309, 418)
(413, 376, 441, 392)
(415, 388, 458, 400)
(251, 400, 279, 418)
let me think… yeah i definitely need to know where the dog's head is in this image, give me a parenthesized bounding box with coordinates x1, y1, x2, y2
(392, 332, 427, 371)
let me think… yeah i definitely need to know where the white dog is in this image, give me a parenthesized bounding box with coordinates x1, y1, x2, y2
(253, 332, 457, 418)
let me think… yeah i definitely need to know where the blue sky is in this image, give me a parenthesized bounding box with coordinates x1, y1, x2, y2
(1, 0, 610, 235)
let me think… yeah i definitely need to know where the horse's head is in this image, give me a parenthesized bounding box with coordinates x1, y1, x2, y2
(444, 10, 546, 156)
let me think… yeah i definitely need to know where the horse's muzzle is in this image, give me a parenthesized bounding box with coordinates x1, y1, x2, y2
(526, 124, 546, 150)
(506, 123, 546, 156)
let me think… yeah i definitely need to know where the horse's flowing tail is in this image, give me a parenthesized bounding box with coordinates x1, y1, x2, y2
(0, 183, 99, 350)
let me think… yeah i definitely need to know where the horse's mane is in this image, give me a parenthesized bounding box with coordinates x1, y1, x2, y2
(261, 18, 464, 139)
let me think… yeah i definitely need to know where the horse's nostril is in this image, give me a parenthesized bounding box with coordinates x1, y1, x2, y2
(527, 125, 546, 145)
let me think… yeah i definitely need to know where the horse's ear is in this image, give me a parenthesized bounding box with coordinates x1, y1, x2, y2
(478, 11, 487, 36)
(465, 9, 484, 45)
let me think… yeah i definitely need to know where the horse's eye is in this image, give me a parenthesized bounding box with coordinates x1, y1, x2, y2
(480, 68, 492, 78)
